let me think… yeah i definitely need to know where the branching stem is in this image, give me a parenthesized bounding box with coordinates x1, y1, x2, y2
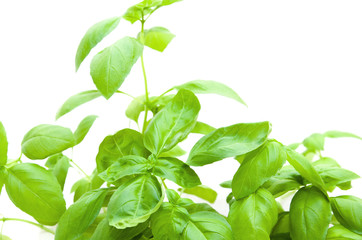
(0, 218, 55, 234)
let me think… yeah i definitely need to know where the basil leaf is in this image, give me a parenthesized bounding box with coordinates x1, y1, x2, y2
(228, 188, 278, 240)
(174, 80, 246, 106)
(151, 202, 189, 240)
(182, 211, 233, 240)
(55, 189, 108, 240)
(331, 195, 362, 234)
(0, 235, 11, 240)
(159, 145, 186, 158)
(140, 27, 175, 52)
(125, 95, 145, 123)
(317, 167, 359, 191)
(0, 166, 7, 195)
(0, 121, 8, 166)
(45, 153, 70, 190)
(290, 186, 331, 240)
(75, 17, 121, 71)
(326, 224, 362, 240)
(232, 140, 286, 199)
(74, 115, 98, 145)
(90, 37, 143, 99)
(71, 170, 104, 202)
(144, 90, 200, 155)
(182, 202, 217, 215)
(303, 133, 325, 152)
(187, 121, 271, 166)
(166, 189, 181, 204)
(107, 174, 164, 229)
(154, 157, 201, 188)
(180, 185, 217, 203)
(191, 121, 216, 135)
(271, 212, 290, 239)
(5, 163, 66, 225)
(324, 130, 362, 140)
(56, 90, 102, 120)
(21, 124, 75, 160)
(161, 0, 182, 6)
(96, 129, 149, 172)
(220, 180, 232, 188)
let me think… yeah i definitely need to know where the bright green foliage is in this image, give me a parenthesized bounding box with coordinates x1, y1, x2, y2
(141, 27, 175, 52)
(303, 133, 325, 152)
(21, 124, 75, 160)
(181, 185, 217, 203)
(74, 115, 98, 145)
(5, 163, 66, 225)
(0, 121, 8, 166)
(125, 95, 145, 123)
(0, 235, 11, 240)
(191, 121, 216, 135)
(159, 145, 186, 157)
(324, 130, 362, 140)
(326, 225, 362, 240)
(0, 166, 7, 195)
(289, 186, 331, 240)
(71, 170, 104, 202)
(187, 121, 271, 166)
(271, 212, 290, 239)
(90, 37, 143, 99)
(45, 153, 70, 190)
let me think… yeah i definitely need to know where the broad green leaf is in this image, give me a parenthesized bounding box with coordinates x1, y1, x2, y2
(99, 155, 151, 182)
(96, 128, 149, 172)
(154, 157, 201, 188)
(0, 121, 8, 166)
(5, 163, 66, 225)
(303, 133, 325, 152)
(289, 186, 331, 240)
(182, 202, 218, 214)
(45, 153, 70, 190)
(324, 130, 362, 140)
(182, 211, 233, 240)
(187, 121, 271, 166)
(232, 140, 286, 199)
(313, 157, 341, 168)
(326, 224, 362, 240)
(136, 0, 163, 8)
(191, 121, 216, 135)
(151, 202, 189, 240)
(140, 27, 175, 52)
(331, 195, 362, 234)
(174, 80, 247, 106)
(228, 188, 278, 240)
(75, 17, 121, 71)
(90, 37, 143, 99)
(159, 145, 186, 158)
(271, 212, 290, 239)
(125, 95, 145, 123)
(162, 0, 182, 6)
(21, 124, 75, 160)
(166, 189, 181, 203)
(316, 167, 359, 191)
(107, 174, 164, 229)
(56, 90, 102, 120)
(263, 175, 302, 198)
(180, 185, 217, 203)
(285, 148, 326, 192)
(144, 90, 200, 155)
(91, 218, 149, 240)
(74, 115, 98, 145)
(55, 189, 108, 240)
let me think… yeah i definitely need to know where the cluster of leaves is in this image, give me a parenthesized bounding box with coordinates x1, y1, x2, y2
(1, 0, 362, 239)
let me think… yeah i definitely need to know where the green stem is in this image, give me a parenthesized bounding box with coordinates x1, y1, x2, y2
(0, 218, 55, 234)
(70, 159, 90, 181)
(140, 18, 150, 133)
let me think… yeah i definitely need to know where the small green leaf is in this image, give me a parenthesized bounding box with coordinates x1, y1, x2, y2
(331, 195, 362, 234)
(228, 188, 278, 240)
(161, 0, 182, 6)
(55, 189, 108, 240)
(263, 172, 302, 198)
(288, 142, 301, 150)
(324, 130, 362, 140)
(74, 115, 98, 145)
(75, 17, 121, 71)
(0, 121, 8, 166)
(154, 157, 201, 188)
(174, 80, 247, 106)
(21, 124, 75, 160)
(303, 133, 325, 152)
(187, 121, 271, 166)
(180, 185, 217, 203)
(5, 163, 66, 225)
(289, 186, 331, 240)
(140, 27, 175, 52)
(191, 121, 216, 135)
(107, 174, 164, 229)
(220, 180, 232, 189)
(166, 189, 181, 204)
(144, 90, 200, 155)
(90, 37, 143, 99)
(45, 153, 70, 190)
(315, 166, 360, 191)
(326, 224, 362, 240)
(159, 145, 186, 158)
(125, 95, 145, 123)
(232, 140, 286, 199)
(71, 170, 104, 202)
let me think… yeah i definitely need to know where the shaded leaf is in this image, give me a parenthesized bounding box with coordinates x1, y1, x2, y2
(45, 153, 70, 190)
(326, 224, 362, 240)
(180, 185, 217, 203)
(271, 212, 290, 239)
(125, 95, 145, 123)
(0, 121, 8, 166)
(220, 180, 232, 188)
(191, 121, 216, 135)
(159, 145, 186, 158)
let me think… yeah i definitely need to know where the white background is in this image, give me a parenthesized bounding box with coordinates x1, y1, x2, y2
(1, 0, 362, 239)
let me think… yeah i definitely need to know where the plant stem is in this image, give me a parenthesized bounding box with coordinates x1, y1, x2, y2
(140, 18, 150, 133)
(70, 159, 90, 181)
(0, 218, 55, 234)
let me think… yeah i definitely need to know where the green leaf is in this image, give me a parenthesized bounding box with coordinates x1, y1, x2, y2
(220, 180, 231, 188)
(71, 170, 104, 202)
(75, 17, 121, 71)
(180, 185, 217, 203)
(74, 115, 98, 145)
(228, 188, 278, 240)
(263, 170, 302, 198)
(45, 153, 70, 190)
(289, 186, 331, 240)
(99, 155, 151, 182)
(232, 140, 286, 199)
(140, 27, 175, 52)
(166, 189, 181, 204)
(96, 129, 149, 172)
(303, 133, 325, 152)
(154, 157, 201, 188)
(174, 80, 247, 106)
(315, 166, 359, 191)
(56, 90, 102, 120)
(191, 121, 216, 135)
(187, 121, 271, 166)
(288, 142, 301, 150)
(326, 224, 362, 240)
(324, 130, 362, 140)
(144, 90, 200, 155)
(161, 0, 182, 6)
(5, 163, 66, 225)
(125, 95, 145, 123)
(0, 121, 8, 166)
(0, 166, 7, 195)
(271, 212, 290, 239)
(151, 202, 190, 240)
(90, 37, 143, 99)
(0, 235, 11, 240)
(55, 189, 108, 240)
(21, 124, 75, 160)
(182, 211, 233, 240)
(331, 195, 362, 234)
(159, 145, 186, 158)
(107, 174, 164, 229)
